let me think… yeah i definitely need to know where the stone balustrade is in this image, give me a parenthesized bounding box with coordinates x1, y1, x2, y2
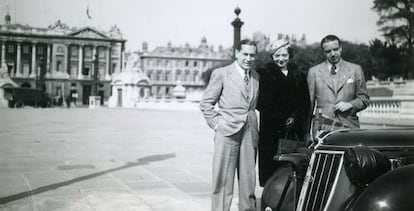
(360, 97, 414, 118)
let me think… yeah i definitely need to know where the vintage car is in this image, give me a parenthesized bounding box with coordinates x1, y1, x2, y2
(261, 127, 414, 211)
(4, 87, 51, 108)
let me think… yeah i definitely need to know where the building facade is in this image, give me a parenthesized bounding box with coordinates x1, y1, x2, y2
(139, 37, 232, 99)
(0, 14, 126, 106)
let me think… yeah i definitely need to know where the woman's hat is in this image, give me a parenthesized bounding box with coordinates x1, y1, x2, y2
(269, 39, 290, 54)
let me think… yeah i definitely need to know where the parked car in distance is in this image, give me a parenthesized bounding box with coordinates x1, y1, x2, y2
(4, 87, 51, 108)
(261, 128, 414, 211)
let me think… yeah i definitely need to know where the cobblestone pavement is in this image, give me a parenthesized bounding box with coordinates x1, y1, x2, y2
(0, 108, 264, 211)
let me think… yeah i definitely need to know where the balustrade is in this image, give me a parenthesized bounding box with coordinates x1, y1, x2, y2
(359, 97, 414, 119)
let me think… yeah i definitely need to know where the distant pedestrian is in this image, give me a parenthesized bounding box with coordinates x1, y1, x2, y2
(200, 39, 260, 211)
(66, 96, 71, 108)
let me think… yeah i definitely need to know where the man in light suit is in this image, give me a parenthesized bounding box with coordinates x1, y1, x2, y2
(307, 34, 370, 135)
(200, 39, 259, 211)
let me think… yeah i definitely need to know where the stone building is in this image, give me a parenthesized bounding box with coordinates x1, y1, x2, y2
(139, 37, 232, 99)
(0, 13, 126, 105)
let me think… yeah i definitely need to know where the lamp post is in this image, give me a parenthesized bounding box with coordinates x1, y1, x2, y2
(92, 53, 98, 96)
(89, 52, 99, 108)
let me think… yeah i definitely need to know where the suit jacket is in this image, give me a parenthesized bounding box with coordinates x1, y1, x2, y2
(307, 59, 370, 129)
(200, 62, 260, 142)
(257, 63, 310, 146)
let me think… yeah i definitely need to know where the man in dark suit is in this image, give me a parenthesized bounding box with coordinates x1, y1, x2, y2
(200, 39, 259, 211)
(307, 34, 370, 136)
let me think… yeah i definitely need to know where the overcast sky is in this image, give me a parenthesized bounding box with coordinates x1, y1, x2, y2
(2, 0, 381, 51)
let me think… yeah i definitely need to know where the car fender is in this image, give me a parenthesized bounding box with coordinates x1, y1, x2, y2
(350, 164, 414, 211)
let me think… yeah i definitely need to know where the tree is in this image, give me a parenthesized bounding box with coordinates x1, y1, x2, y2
(372, 0, 414, 78)
(369, 39, 403, 80)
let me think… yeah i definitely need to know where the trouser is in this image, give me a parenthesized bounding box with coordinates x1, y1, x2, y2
(211, 124, 257, 211)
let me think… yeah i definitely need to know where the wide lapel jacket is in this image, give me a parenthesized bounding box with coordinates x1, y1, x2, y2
(200, 62, 260, 137)
(227, 63, 249, 102)
(316, 62, 335, 93)
(335, 61, 352, 93)
(307, 59, 370, 129)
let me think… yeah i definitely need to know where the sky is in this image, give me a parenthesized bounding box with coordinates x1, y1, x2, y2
(1, 0, 382, 52)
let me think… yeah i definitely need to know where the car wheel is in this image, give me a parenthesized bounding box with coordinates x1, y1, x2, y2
(14, 101, 24, 108)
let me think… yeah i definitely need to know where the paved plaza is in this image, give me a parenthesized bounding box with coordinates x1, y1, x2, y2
(0, 108, 263, 211)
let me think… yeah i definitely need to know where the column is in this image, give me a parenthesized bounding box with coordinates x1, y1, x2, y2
(92, 46, 98, 96)
(105, 46, 111, 80)
(64, 44, 70, 78)
(45, 44, 51, 77)
(77, 44, 83, 79)
(231, 7, 243, 59)
(120, 42, 125, 72)
(30, 42, 37, 78)
(1, 41, 5, 68)
(15, 42, 22, 77)
(92, 46, 96, 78)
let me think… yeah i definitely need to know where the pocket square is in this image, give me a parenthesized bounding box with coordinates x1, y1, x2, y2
(346, 78, 354, 83)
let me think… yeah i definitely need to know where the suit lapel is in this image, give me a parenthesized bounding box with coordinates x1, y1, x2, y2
(336, 61, 352, 93)
(250, 70, 259, 105)
(227, 63, 248, 100)
(317, 63, 335, 92)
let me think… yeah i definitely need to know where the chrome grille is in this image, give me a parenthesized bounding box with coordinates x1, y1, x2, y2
(297, 151, 344, 211)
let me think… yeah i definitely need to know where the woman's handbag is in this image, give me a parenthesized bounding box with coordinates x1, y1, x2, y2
(276, 132, 305, 155)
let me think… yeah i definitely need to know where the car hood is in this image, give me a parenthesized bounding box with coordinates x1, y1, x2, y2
(320, 128, 414, 147)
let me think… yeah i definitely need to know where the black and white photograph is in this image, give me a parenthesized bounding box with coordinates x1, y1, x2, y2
(0, 0, 413, 210)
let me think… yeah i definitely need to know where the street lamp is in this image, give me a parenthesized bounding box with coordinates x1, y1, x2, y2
(92, 53, 98, 96)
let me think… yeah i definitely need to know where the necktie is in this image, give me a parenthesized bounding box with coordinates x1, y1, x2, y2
(330, 64, 337, 75)
(244, 69, 250, 99)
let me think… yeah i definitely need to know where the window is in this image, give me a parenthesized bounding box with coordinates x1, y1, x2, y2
(37, 46, 44, 55)
(56, 87, 62, 96)
(156, 71, 162, 81)
(57, 46, 64, 53)
(194, 61, 197, 67)
(23, 45, 29, 54)
(147, 71, 152, 80)
(7, 44, 14, 53)
(82, 67, 90, 76)
(164, 71, 170, 81)
(71, 46, 78, 57)
(85, 47, 92, 58)
(70, 64, 77, 75)
(176, 70, 182, 81)
(98, 48, 105, 59)
(185, 60, 189, 67)
(112, 63, 117, 73)
(56, 61, 62, 72)
(185, 70, 190, 81)
(193, 71, 198, 82)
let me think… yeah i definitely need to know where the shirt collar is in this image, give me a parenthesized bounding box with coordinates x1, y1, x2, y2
(326, 59, 341, 73)
(234, 62, 250, 78)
